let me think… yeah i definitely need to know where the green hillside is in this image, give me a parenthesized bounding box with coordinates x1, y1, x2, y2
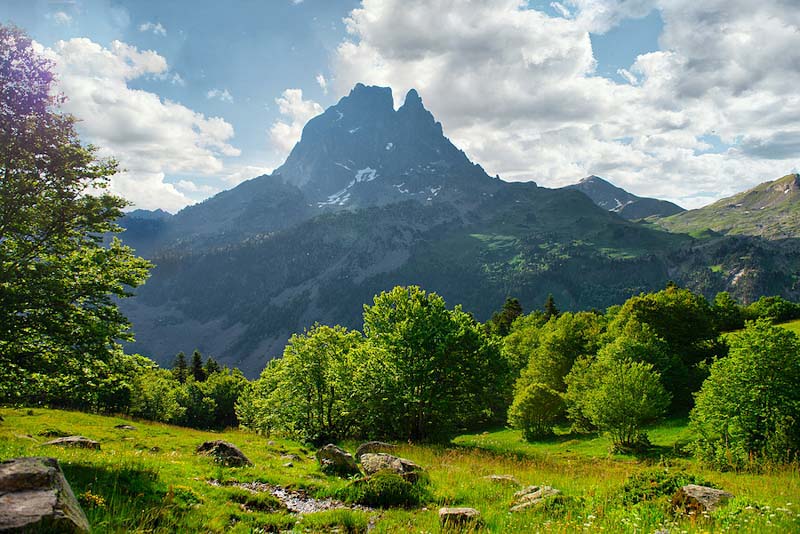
(1, 408, 798, 532)
(658, 174, 800, 239)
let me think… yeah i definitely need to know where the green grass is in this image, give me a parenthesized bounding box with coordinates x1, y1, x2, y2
(1, 408, 799, 532)
(778, 318, 800, 336)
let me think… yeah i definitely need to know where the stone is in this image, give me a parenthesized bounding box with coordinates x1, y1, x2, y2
(283, 462, 294, 468)
(0, 456, 90, 533)
(280, 453, 301, 462)
(510, 485, 561, 513)
(196, 440, 252, 467)
(355, 441, 397, 460)
(43, 436, 100, 450)
(114, 424, 136, 431)
(315, 444, 360, 477)
(482, 474, 519, 486)
(672, 484, 733, 513)
(439, 507, 481, 528)
(360, 453, 425, 483)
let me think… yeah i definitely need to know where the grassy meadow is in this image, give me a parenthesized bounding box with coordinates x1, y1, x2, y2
(1, 408, 799, 533)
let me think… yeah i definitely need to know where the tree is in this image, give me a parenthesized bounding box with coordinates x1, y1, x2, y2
(363, 286, 506, 441)
(581, 360, 670, 451)
(172, 352, 188, 384)
(543, 294, 560, 320)
(191, 350, 206, 382)
(508, 382, 564, 441)
(712, 292, 744, 332)
(0, 24, 151, 405)
(203, 356, 221, 377)
(486, 297, 523, 337)
(690, 319, 800, 469)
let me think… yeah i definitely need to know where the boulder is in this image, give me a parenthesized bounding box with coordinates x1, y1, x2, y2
(0, 457, 90, 533)
(315, 444, 360, 477)
(672, 484, 733, 513)
(360, 453, 425, 483)
(43, 436, 100, 450)
(510, 485, 561, 513)
(439, 507, 481, 529)
(114, 424, 136, 431)
(482, 474, 519, 486)
(196, 440, 252, 467)
(355, 441, 397, 460)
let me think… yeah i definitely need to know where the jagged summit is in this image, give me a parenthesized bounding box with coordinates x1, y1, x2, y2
(273, 84, 496, 209)
(565, 175, 685, 220)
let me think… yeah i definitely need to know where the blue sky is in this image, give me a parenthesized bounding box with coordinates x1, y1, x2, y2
(1, 0, 798, 211)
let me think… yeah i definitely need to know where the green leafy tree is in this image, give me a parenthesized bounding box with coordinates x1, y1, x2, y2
(0, 24, 151, 405)
(508, 311, 604, 440)
(745, 295, 800, 323)
(691, 319, 800, 469)
(172, 352, 188, 384)
(203, 356, 221, 377)
(581, 360, 670, 451)
(363, 286, 506, 441)
(712, 292, 745, 332)
(130, 369, 186, 424)
(501, 311, 548, 377)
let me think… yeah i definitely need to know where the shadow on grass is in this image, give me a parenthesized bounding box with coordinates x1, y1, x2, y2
(61, 461, 186, 531)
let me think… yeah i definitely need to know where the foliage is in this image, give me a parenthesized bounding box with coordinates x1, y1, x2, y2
(362, 286, 507, 440)
(173, 352, 188, 384)
(486, 297, 523, 337)
(712, 291, 745, 331)
(580, 359, 671, 450)
(691, 318, 800, 469)
(508, 312, 604, 439)
(543, 293, 560, 320)
(0, 24, 151, 405)
(745, 295, 800, 323)
(620, 468, 715, 505)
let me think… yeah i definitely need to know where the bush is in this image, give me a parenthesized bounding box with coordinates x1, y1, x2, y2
(508, 382, 564, 441)
(691, 319, 800, 469)
(337, 471, 428, 507)
(620, 468, 715, 505)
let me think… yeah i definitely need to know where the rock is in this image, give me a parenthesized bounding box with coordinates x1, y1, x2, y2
(482, 474, 519, 486)
(360, 453, 425, 483)
(267, 440, 276, 446)
(355, 441, 397, 460)
(43, 436, 100, 450)
(196, 440, 252, 467)
(672, 484, 733, 513)
(114, 424, 136, 431)
(37, 429, 69, 438)
(280, 453, 301, 462)
(283, 462, 294, 468)
(315, 444, 360, 477)
(510, 485, 561, 513)
(0, 456, 90, 533)
(439, 507, 481, 528)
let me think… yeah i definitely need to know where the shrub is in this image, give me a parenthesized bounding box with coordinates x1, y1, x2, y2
(691, 319, 800, 469)
(337, 471, 428, 507)
(620, 468, 715, 505)
(507, 382, 564, 441)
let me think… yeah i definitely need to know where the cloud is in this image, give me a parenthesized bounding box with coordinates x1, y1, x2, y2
(330, 0, 800, 208)
(268, 88, 323, 154)
(40, 38, 240, 212)
(550, 2, 571, 17)
(175, 179, 219, 195)
(221, 164, 276, 185)
(206, 88, 234, 102)
(48, 11, 73, 25)
(316, 73, 328, 94)
(139, 21, 167, 36)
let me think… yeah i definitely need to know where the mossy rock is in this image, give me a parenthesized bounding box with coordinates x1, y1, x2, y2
(337, 470, 428, 508)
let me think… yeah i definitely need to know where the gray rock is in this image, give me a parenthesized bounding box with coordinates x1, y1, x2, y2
(114, 424, 136, 431)
(439, 507, 481, 528)
(0, 457, 90, 533)
(315, 444, 360, 477)
(360, 453, 425, 483)
(355, 441, 397, 460)
(672, 484, 733, 513)
(482, 474, 519, 486)
(510, 485, 561, 513)
(280, 453, 301, 462)
(196, 440, 252, 467)
(43, 436, 100, 450)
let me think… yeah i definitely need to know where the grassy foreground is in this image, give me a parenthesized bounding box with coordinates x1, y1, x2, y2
(1, 408, 798, 532)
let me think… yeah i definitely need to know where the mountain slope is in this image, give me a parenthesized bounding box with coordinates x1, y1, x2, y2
(565, 176, 685, 219)
(657, 173, 800, 239)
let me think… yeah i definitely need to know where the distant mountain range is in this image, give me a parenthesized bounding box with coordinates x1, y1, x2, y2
(564, 175, 685, 219)
(118, 84, 800, 376)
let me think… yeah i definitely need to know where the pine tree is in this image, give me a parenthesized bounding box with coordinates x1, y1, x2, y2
(543, 294, 559, 320)
(172, 352, 188, 383)
(487, 297, 523, 336)
(191, 350, 206, 382)
(203, 356, 221, 377)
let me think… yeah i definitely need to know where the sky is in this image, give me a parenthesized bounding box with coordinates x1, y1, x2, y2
(1, 0, 798, 212)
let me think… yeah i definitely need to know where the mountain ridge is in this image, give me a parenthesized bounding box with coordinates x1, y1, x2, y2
(564, 175, 685, 219)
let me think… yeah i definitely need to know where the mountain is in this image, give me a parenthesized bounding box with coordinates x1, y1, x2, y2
(118, 85, 800, 377)
(564, 175, 685, 219)
(657, 173, 800, 239)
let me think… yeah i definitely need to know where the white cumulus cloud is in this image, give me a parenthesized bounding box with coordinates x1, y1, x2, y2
(268, 88, 323, 155)
(40, 38, 241, 212)
(138, 21, 167, 36)
(206, 88, 234, 103)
